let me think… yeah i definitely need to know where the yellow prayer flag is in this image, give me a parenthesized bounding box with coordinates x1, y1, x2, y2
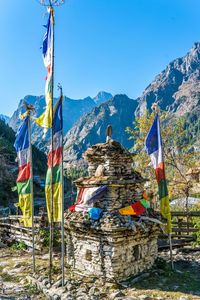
(118, 205, 136, 215)
(45, 182, 62, 222)
(17, 194, 32, 227)
(160, 195, 172, 234)
(35, 99, 52, 131)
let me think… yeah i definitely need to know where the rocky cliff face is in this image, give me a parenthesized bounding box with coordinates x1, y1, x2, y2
(63, 95, 138, 166)
(136, 41, 200, 117)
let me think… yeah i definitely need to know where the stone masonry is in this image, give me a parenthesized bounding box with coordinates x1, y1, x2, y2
(64, 137, 161, 282)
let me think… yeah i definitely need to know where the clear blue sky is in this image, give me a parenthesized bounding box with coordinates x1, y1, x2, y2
(1, 0, 200, 116)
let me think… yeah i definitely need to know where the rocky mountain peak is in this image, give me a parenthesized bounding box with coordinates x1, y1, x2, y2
(93, 91, 112, 105)
(0, 114, 10, 124)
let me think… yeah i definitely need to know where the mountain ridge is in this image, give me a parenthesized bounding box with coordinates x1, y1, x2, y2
(7, 41, 200, 166)
(63, 94, 138, 166)
(8, 91, 112, 151)
(62, 41, 200, 166)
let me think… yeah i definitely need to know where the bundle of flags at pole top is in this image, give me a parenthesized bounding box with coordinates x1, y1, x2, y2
(14, 117, 32, 227)
(144, 113, 172, 234)
(35, 7, 54, 136)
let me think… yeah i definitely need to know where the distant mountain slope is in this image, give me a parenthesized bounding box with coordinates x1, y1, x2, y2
(63, 94, 138, 166)
(136, 41, 200, 117)
(0, 114, 10, 124)
(8, 91, 112, 150)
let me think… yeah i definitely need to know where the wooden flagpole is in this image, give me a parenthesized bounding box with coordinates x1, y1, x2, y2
(49, 4, 54, 285)
(169, 233, 174, 270)
(28, 108, 36, 273)
(60, 86, 65, 287)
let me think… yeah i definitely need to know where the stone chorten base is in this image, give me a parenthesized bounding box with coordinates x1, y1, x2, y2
(65, 211, 161, 281)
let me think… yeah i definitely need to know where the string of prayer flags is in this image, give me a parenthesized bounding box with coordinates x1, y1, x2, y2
(45, 95, 63, 222)
(69, 186, 107, 211)
(68, 186, 107, 219)
(75, 186, 108, 206)
(14, 117, 32, 227)
(118, 205, 136, 216)
(118, 192, 150, 216)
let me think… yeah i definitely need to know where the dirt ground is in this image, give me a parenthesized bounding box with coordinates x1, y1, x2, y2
(0, 246, 200, 300)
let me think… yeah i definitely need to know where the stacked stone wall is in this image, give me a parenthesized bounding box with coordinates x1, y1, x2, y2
(65, 223, 160, 281)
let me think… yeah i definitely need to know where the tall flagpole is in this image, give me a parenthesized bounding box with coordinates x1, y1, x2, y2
(169, 233, 174, 270)
(49, 4, 54, 285)
(152, 104, 174, 270)
(27, 106, 36, 273)
(59, 86, 65, 287)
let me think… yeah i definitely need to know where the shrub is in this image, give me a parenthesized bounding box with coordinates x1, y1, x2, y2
(11, 240, 26, 250)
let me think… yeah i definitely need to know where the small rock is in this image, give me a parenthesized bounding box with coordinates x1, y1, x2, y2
(95, 165, 105, 177)
(61, 292, 75, 300)
(89, 286, 99, 296)
(90, 296, 100, 300)
(175, 269, 183, 274)
(39, 275, 46, 282)
(66, 283, 74, 291)
(41, 253, 49, 260)
(179, 297, 189, 300)
(14, 263, 22, 268)
(110, 291, 125, 300)
(42, 278, 49, 286)
(20, 279, 26, 284)
(76, 294, 90, 300)
(0, 242, 7, 248)
(138, 295, 150, 300)
(76, 287, 88, 296)
(53, 279, 62, 288)
(64, 279, 69, 285)
(56, 287, 66, 296)
(18, 295, 31, 300)
(105, 282, 115, 288)
(120, 281, 129, 288)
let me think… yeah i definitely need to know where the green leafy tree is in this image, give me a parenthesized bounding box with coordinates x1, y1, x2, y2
(126, 109, 199, 209)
